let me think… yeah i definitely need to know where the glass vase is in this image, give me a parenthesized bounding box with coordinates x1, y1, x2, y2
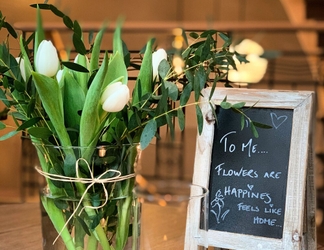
(33, 142, 141, 250)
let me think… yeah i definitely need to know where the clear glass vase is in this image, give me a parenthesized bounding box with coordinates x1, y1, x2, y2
(33, 142, 141, 250)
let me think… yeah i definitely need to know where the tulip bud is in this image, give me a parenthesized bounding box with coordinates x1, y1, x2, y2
(15, 57, 26, 81)
(101, 81, 130, 112)
(35, 40, 60, 77)
(152, 48, 167, 80)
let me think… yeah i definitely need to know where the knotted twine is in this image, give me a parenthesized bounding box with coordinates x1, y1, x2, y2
(35, 157, 136, 244)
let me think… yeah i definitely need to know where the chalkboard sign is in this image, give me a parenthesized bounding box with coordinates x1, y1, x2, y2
(209, 107, 293, 239)
(185, 88, 315, 250)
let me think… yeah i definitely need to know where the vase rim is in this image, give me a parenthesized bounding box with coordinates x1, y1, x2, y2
(32, 142, 140, 150)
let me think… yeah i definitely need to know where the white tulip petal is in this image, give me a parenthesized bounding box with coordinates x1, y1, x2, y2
(15, 57, 26, 81)
(56, 69, 64, 83)
(101, 82, 130, 112)
(35, 40, 60, 77)
(152, 48, 167, 80)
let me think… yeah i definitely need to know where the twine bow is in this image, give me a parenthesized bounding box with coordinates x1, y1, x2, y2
(35, 157, 135, 244)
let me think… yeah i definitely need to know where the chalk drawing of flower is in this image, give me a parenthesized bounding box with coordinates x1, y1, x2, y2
(210, 189, 230, 223)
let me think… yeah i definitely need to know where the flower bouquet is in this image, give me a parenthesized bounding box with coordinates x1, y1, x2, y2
(0, 2, 259, 250)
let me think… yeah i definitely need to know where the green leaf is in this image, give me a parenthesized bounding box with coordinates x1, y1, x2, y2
(0, 130, 19, 141)
(180, 82, 192, 106)
(4, 22, 17, 39)
(193, 66, 206, 102)
(90, 23, 107, 72)
(164, 81, 178, 101)
(53, 198, 68, 210)
(252, 121, 272, 129)
(62, 61, 89, 73)
(90, 213, 102, 230)
(0, 121, 6, 130)
(177, 108, 185, 131)
(17, 117, 42, 131)
(140, 119, 157, 150)
(31, 72, 72, 149)
(11, 111, 27, 121)
(158, 59, 170, 79)
(232, 102, 245, 109)
(219, 32, 232, 47)
(195, 104, 203, 135)
(189, 32, 199, 39)
(200, 35, 212, 61)
(27, 97, 36, 117)
(240, 114, 245, 130)
(34, 5, 45, 66)
(132, 38, 154, 106)
(79, 52, 109, 148)
(73, 20, 82, 38)
(63, 70, 86, 129)
(200, 30, 217, 38)
(104, 51, 128, 87)
(73, 33, 87, 55)
(113, 18, 124, 57)
(220, 101, 232, 109)
(76, 216, 91, 236)
(182, 29, 188, 46)
(0, 65, 9, 74)
(63, 15, 73, 29)
(0, 88, 10, 108)
(27, 127, 53, 139)
(14, 80, 25, 92)
(49, 5, 65, 18)
(250, 122, 259, 138)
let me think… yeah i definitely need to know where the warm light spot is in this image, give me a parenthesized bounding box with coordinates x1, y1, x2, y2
(147, 185, 157, 194)
(172, 28, 182, 36)
(100, 218, 106, 227)
(136, 175, 148, 187)
(158, 199, 167, 207)
(172, 56, 184, 75)
(172, 36, 183, 49)
(164, 194, 172, 202)
(163, 234, 168, 241)
(98, 147, 106, 157)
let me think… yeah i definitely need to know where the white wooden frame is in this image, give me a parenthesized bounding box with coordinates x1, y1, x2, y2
(185, 87, 315, 250)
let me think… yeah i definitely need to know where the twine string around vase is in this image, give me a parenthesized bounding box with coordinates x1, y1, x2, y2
(35, 157, 135, 245)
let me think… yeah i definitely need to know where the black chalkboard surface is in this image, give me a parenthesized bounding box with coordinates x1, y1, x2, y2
(209, 107, 293, 239)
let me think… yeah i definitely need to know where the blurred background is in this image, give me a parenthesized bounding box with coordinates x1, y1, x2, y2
(1, 0, 324, 244)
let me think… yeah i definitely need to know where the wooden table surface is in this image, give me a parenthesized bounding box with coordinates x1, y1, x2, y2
(0, 203, 42, 250)
(0, 202, 323, 250)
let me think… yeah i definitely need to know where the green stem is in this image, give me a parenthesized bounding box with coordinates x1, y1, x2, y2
(116, 196, 133, 250)
(41, 197, 76, 250)
(74, 182, 112, 250)
(86, 233, 98, 250)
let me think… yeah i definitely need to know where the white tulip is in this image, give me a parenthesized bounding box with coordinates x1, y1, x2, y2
(35, 40, 60, 77)
(56, 69, 64, 83)
(101, 81, 130, 112)
(152, 48, 167, 80)
(15, 57, 26, 81)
